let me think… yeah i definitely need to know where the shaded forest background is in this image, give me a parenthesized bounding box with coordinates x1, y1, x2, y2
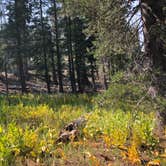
(0, 0, 165, 94)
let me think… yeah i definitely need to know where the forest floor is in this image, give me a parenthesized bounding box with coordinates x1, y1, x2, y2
(0, 72, 56, 93)
(0, 72, 104, 94)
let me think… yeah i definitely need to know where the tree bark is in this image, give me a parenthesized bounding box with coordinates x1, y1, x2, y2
(74, 17, 90, 92)
(90, 55, 96, 91)
(15, 0, 27, 93)
(39, 0, 51, 93)
(53, 0, 63, 93)
(4, 55, 10, 104)
(49, 32, 58, 85)
(66, 17, 76, 93)
(102, 58, 108, 90)
(62, 0, 76, 93)
(141, 0, 165, 71)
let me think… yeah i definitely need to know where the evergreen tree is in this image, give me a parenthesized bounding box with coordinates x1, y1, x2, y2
(5, 0, 31, 93)
(51, 0, 64, 93)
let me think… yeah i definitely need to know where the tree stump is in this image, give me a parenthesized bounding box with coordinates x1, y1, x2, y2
(56, 116, 87, 143)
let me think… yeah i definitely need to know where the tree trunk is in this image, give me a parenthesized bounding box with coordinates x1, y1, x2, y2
(75, 51, 82, 92)
(39, 0, 51, 93)
(62, 0, 76, 93)
(49, 32, 58, 85)
(90, 55, 96, 91)
(15, 0, 27, 93)
(141, 0, 165, 71)
(18, 55, 27, 93)
(53, 0, 63, 93)
(24, 57, 29, 81)
(66, 17, 76, 93)
(4, 55, 10, 104)
(107, 60, 111, 82)
(73, 17, 90, 92)
(102, 58, 108, 90)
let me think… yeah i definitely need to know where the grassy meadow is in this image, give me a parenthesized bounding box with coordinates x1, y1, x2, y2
(0, 76, 166, 166)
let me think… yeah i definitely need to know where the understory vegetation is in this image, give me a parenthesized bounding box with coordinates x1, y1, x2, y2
(0, 73, 165, 166)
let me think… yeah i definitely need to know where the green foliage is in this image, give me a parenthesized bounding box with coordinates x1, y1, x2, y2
(84, 110, 131, 145)
(6, 93, 92, 108)
(132, 112, 157, 147)
(95, 72, 166, 113)
(66, 0, 140, 72)
(0, 96, 88, 165)
(0, 91, 165, 165)
(83, 109, 156, 147)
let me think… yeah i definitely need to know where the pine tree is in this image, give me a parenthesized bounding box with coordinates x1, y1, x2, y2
(39, 0, 51, 93)
(6, 0, 30, 93)
(63, 0, 76, 93)
(52, 0, 64, 93)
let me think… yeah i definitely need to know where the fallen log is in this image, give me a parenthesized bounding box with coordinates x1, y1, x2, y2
(56, 116, 87, 143)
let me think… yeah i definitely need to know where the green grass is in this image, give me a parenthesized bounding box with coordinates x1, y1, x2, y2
(0, 79, 165, 166)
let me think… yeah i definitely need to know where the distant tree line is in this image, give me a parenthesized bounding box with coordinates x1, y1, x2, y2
(0, 0, 165, 94)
